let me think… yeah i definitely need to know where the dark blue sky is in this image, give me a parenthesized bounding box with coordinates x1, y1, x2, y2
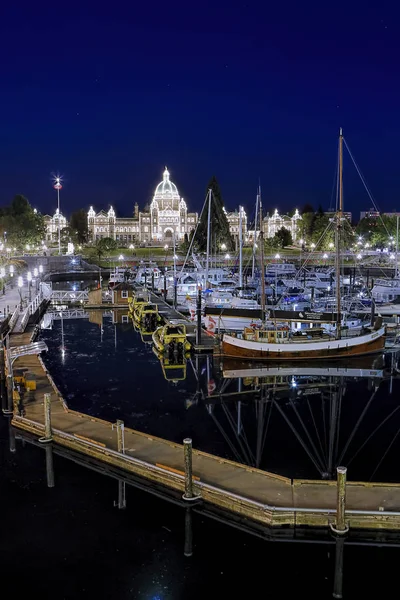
(1, 1, 399, 220)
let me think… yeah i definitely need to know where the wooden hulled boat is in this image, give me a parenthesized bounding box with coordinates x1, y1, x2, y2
(222, 323, 385, 360)
(221, 129, 386, 361)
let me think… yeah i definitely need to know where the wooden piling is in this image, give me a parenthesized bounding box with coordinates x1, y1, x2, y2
(332, 535, 345, 598)
(39, 393, 52, 443)
(332, 466, 348, 534)
(116, 419, 125, 454)
(183, 438, 194, 500)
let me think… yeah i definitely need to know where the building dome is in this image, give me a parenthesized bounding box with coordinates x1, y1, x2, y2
(153, 167, 180, 201)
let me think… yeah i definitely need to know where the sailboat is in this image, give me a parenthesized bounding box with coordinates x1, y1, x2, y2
(221, 129, 386, 360)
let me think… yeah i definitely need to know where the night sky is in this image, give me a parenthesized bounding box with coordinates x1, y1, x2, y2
(1, 2, 399, 220)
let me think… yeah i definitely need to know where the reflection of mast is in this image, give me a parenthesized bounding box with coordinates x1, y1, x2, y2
(208, 366, 398, 479)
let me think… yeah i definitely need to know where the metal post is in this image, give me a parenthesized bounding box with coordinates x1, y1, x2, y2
(183, 438, 195, 500)
(151, 271, 155, 292)
(4, 374, 13, 414)
(332, 536, 345, 598)
(174, 278, 177, 309)
(332, 466, 348, 533)
(45, 444, 55, 488)
(163, 271, 167, 300)
(196, 289, 202, 346)
(39, 393, 52, 443)
(144, 270, 147, 289)
(184, 507, 193, 557)
(116, 419, 125, 454)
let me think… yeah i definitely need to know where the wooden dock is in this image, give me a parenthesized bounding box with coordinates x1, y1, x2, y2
(5, 324, 400, 532)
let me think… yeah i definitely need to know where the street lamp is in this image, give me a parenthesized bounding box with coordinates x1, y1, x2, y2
(27, 271, 32, 302)
(221, 243, 227, 251)
(328, 242, 334, 249)
(323, 253, 328, 259)
(18, 276, 23, 309)
(356, 253, 362, 260)
(310, 243, 315, 250)
(53, 174, 63, 256)
(275, 253, 280, 259)
(33, 267, 39, 292)
(225, 253, 230, 260)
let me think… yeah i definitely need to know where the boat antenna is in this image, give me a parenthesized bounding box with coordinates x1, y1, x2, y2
(335, 128, 343, 339)
(258, 184, 266, 319)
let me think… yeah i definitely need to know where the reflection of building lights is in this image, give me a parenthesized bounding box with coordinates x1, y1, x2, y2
(33, 268, 38, 277)
(18, 276, 23, 287)
(164, 245, 168, 250)
(27, 271, 32, 282)
(39, 265, 43, 274)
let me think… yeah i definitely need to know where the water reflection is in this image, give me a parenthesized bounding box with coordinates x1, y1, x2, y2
(39, 311, 400, 482)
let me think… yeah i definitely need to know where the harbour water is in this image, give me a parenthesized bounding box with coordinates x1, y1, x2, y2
(2, 310, 400, 598)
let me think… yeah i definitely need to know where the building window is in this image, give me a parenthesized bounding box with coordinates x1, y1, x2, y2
(121, 291, 128, 299)
(122, 315, 129, 323)
(144, 226, 148, 232)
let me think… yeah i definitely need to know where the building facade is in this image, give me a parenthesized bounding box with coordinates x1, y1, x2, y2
(263, 209, 302, 241)
(87, 168, 198, 244)
(43, 209, 67, 242)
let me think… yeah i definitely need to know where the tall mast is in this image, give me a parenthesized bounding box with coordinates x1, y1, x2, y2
(335, 128, 343, 340)
(239, 206, 243, 288)
(205, 189, 212, 288)
(258, 185, 266, 318)
(396, 215, 399, 279)
(252, 188, 259, 279)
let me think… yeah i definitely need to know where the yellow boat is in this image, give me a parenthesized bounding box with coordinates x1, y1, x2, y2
(128, 289, 149, 316)
(152, 346, 189, 382)
(132, 301, 161, 332)
(152, 321, 191, 355)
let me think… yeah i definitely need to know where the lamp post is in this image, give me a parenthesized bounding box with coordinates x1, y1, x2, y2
(27, 271, 32, 303)
(0, 268, 5, 295)
(53, 175, 63, 256)
(18, 276, 23, 310)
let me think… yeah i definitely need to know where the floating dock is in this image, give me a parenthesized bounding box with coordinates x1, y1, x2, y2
(4, 324, 400, 533)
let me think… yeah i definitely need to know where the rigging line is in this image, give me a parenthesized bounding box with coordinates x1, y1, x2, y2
(329, 163, 338, 213)
(307, 397, 325, 463)
(288, 396, 326, 472)
(178, 189, 209, 276)
(261, 395, 273, 457)
(272, 399, 324, 476)
(221, 402, 255, 465)
(337, 387, 378, 464)
(346, 405, 400, 467)
(334, 382, 343, 468)
(369, 425, 400, 482)
(208, 409, 243, 463)
(321, 393, 328, 458)
(344, 138, 390, 237)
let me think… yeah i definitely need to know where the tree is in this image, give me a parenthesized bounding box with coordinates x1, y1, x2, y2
(301, 203, 314, 214)
(194, 176, 235, 252)
(0, 195, 46, 248)
(274, 227, 293, 248)
(70, 209, 89, 244)
(94, 237, 117, 261)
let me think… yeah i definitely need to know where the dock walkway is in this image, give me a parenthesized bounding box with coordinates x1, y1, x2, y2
(7, 325, 400, 531)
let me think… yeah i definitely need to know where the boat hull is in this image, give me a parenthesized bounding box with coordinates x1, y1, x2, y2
(221, 327, 386, 361)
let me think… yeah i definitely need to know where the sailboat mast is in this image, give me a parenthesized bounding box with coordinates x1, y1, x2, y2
(335, 128, 344, 340)
(258, 186, 266, 317)
(396, 215, 399, 278)
(252, 189, 259, 279)
(205, 189, 212, 288)
(239, 206, 243, 288)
